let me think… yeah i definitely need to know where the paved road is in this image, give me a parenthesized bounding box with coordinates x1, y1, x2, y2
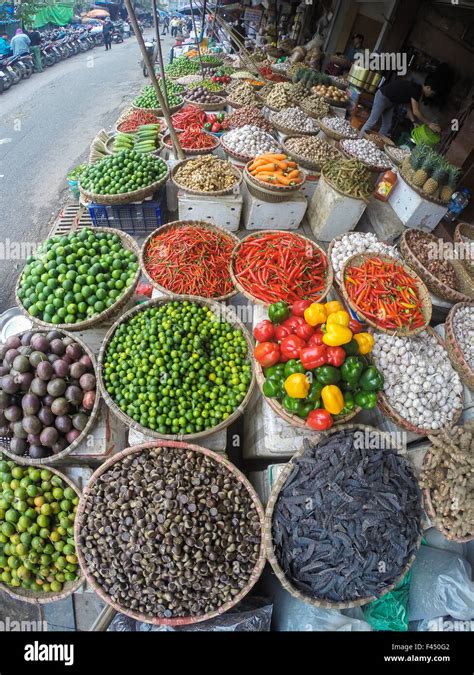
(0, 32, 174, 312)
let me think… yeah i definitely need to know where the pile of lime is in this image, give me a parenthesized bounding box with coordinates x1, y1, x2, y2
(102, 301, 253, 435)
(165, 57, 200, 78)
(134, 80, 184, 109)
(80, 150, 167, 195)
(17, 228, 139, 324)
(0, 459, 79, 594)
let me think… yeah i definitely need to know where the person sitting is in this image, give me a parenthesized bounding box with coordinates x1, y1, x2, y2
(10, 28, 30, 58)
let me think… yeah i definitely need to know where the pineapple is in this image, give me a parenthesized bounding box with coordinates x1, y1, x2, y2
(413, 152, 436, 187)
(402, 154, 413, 178)
(423, 162, 448, 197)
(440, 166, 461, 203)
(408, 148, 428, 183)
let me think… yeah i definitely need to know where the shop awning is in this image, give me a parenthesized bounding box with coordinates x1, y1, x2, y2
(32, 2, 74, 28)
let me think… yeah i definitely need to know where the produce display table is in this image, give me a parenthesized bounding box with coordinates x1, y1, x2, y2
(241, 183, 307, 230)
(177, 191, 243, 231)
(307, 174, 368, 241)
(389, 175, 448, 231)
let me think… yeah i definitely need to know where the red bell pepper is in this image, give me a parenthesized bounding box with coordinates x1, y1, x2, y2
(306, 408, 333, 430)
(211, 122, 221, 133)
(295, 321, 314, 341)
(280, 335, 306, 360)
(307, 329, 324, 347)
(300, 345, 327, 370)
(326, 346, 346, 367)
(274, 325, 291, 342)
(349, 319, 364, 334)
(282, 316, 305, 334)
(253, 342, 280, 367)
(207, 113, 217, 124)
(291, 300, 312, 317)
(253, 320, 275, 343)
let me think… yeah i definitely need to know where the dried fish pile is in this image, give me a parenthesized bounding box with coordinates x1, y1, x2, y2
(271, 430, 423, 604)
(420, 423, 474, 540)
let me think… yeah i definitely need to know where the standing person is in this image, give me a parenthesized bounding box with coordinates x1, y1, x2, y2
(161, 15, 169, 36)
(170, 17, 177, 38)
(360, 75, 441, 137)
(102, 18, 113, 51)
(10, 28, 30, 57)
(0, 33, 10, 56)
(27, 26, 43, 72)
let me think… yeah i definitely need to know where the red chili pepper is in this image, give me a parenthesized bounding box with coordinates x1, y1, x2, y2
(253, 320, 275, 343)
(254, 342, 280, 368)
(300, 345, 327, 370)
(118, 109, 162, 132)
(306, 408, 333, 430)
(325, 346, 346, 367)
(280, 335, 306, 360)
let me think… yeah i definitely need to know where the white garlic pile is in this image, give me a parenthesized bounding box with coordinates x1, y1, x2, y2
(222, 125, 280, 158)
(341, 139, 391, 168)
(453, 305, 474, 370)
(271, 107, 319, 133)
(320, 116, 357, 138)
(371, 331, 463, 430)
(330, 232, 399, 281)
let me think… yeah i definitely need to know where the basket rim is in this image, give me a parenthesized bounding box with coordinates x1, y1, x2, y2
(15, 227, 141, 332)
(340, 251, 432, 336)
(0, 464, 84, 603)
(398, 171, 449, 206)
(96, 296, 256, 441)
(444, 301, 474, 388)
(383, 144, 410, 166)
(162, 130, 220, 155)
(225, 98, 264, 110)
(320, 169, 370, 202)
(454, 222, 474, 274)
(74, 440, 266, 625)
(229, 230, 333, 307)
(131, 100, 184, 116)
(298, 99, 334, 121)
(317, 118, 358, 140)
(400, 229, 473, 304)
(283, 135, 342, 172)
(243, 174, 299, 203)
(244, 161, 306, 193)
(0, 327, 101, 465)
(339, 140, 391, 172)
(171, 156, 242, 196)
(140, 220, 239, 301)
(79, 163, 169, 206)
(375, 327, 464, 435)
(220, 135, 282, 164)
(182, 97, 226, 111)
(264, 423, 423, 609)
(270, 116, 320, 137)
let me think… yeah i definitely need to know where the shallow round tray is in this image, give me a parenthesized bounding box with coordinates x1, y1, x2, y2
(115, 116, 165, 135)
(299, 100, 334, 121)
(75, 440, 266, 625)
(339, 141, 391, 172)
(264, 424, 423, 609)
(444, 301, 474, 389)
(341, 252, 432, 336)
(454, 222, 474, 276)
(220, 136, 281, 164)
(79, 162, 169, 206)
(132, 101, 184, 116)
(0, 328, 101, 466)
(163, 131, 220, 156)
(230, 230, 333, 307)
(317, 118, 357, 141)
(384, 144, 410, 167)
(15, 227, 141, 332)
(364, 132, 395, 149)
(183, 97, 225, 111)
(140, 220, 239, 301)
(271, 118, 319, 137)
(244, 161, 305, 194)
(97, 296, 255, 442)
(171, 157, 242, 196)
(0, 464, 84, 603)
(283, 136, 341, 172)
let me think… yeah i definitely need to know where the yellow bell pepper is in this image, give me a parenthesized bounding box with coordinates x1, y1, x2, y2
(354, 332, 374, 355)
(323, 323, 353, 347)
(324, 300, 343, 316)
(326, 310, 350, 327)
(321, 385, 344, 415)
(304, 303, 327, 327)
(284, 373, 309, 398)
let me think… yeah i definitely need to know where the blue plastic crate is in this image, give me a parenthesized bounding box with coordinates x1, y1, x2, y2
(87, 197, 163, 236)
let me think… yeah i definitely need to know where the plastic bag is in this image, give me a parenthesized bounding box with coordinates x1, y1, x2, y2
(408, 545, 474, 622)
(362, 570, 411, 632)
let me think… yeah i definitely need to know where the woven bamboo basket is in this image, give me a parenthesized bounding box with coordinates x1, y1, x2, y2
(229, 231, 333, 307)
(74, 440, 266, 626)
(444, 301, 474, 389)
(15, 228, 140, 332)
(271, 118, 319, 137)
(171, 157, 242, 196)
(106, 135, 164, 156)
(79, 163, 169, 206)
(375, 328, 464, 436)
(320, 170, 371, 203)
(422, 442, 474, 544)
(97, 296, 255, 441)
(243, 173, 297, 203)
(140, 220, 239, 301)
(220, 137, 281, 165)
(364, 132, 395, 149)
(244, 161, 305, 194)
(299, 100, 334, 121)
(255, 362, 360, 429)
(400, 229, 474, 304)
(283, 136, 341, 172)
(226, 98, 263, 110)
(340, 252, 432, 336)
(163, 132, 220, 156)
(115, 116, 165, 135)
(183, 98, 225, 111)
(131, 101, 184, 117)
(0, 329, 101, 466)
(454, 222, 474, 276)
(338, 141, 391, 173)
(398, 172, 448, 206)
(264, 423, 423, 609)
(384, 144, 410, 167)
(0, 465, 84, 604)
(316, 118, 358, 141)
(190, 56, 223, 68)
(322, 95, 349, 108)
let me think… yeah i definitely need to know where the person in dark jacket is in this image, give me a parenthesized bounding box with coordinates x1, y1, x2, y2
(27, 27, 43, 72)
(103, 18, 113, 51)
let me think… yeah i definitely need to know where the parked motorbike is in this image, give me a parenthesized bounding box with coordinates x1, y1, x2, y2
(142, 39, 157, 77)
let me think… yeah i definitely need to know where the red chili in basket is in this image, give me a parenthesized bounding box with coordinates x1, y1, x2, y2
(144, 224, 235, 298)
(118, 109, 161, 132)
(344, 256, 426, 330)
(233, 232, 328, 304)
(259, 66, 288, 82)
(165, 124, 216, 150)
(171, 105, 207, 130)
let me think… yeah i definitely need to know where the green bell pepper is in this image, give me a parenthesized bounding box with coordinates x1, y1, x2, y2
(203, 122, 212, 131)
(298, 401, 315, 419)
(268, 301, 290, 325)
(340, 356, 364, 386)
(264, 364, 285, 379)
(355, 391, 378, 409)
(284, 359, 305, 377)
(359, 366, 384, 392)
(340, 391, 355, 415)
(315, 365, 341, 385)
(282, 395, 303, 415)
(262, 378, 281, 398)
(306, 380, 323, 404)
(343, 339, 360, 356)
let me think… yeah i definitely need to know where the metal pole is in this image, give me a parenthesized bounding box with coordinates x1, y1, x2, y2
(125, 0, 185, 160)
(89, 605, 117, 632)
(152, 0, 169, 108)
